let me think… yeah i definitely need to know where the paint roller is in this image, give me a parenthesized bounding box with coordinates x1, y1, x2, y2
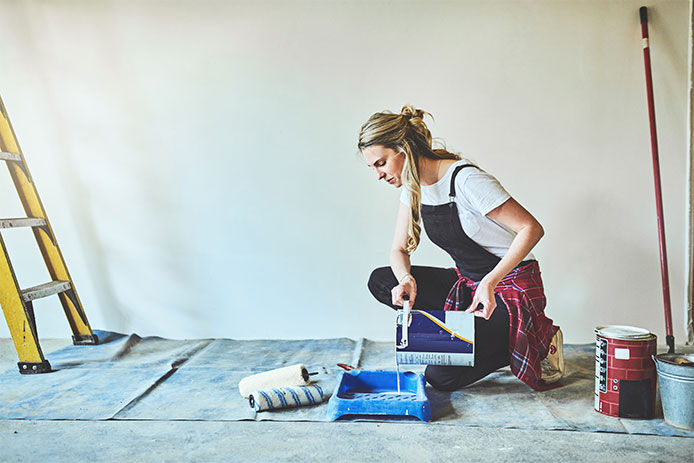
(238, 364, 317, 398)
(248, 384, 328, 411)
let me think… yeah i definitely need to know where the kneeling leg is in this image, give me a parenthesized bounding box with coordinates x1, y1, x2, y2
(425, 295, 510, 391)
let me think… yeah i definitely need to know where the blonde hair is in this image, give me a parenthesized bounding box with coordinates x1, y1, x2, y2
(358, 105, 460, 253)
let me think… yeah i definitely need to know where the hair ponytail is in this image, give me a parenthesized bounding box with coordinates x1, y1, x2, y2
(358, 105, 460, 253)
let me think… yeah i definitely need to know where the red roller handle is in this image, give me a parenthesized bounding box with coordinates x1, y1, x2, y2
(639, 6, 674, 353)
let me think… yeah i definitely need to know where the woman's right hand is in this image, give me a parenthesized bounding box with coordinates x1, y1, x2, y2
(392, 274, 417, 308)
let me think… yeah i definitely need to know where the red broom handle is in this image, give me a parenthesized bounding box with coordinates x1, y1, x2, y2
(640, 6, 674, 353)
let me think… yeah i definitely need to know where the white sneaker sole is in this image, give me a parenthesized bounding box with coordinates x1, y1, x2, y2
(555, 328, 564, 375)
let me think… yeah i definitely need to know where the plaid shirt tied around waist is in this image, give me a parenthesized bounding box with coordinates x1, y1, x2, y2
(444, 260, 560, 391)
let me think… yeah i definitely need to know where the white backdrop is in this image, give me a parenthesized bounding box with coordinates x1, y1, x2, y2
(0, 0, 689, 343)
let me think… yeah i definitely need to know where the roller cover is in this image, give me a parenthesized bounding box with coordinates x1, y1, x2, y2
(249, 384, 327, 411)
(238, 364, 309, 398)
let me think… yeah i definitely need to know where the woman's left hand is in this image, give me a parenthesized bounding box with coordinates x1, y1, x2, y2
(464, 277, 498, 320)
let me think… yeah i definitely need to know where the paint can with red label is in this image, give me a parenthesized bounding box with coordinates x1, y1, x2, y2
(595, 325, 657, 418)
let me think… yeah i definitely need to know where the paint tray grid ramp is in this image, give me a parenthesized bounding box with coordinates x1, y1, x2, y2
(326, 370, 431, 422)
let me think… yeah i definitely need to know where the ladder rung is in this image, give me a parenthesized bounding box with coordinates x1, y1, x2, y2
(0, 217, 47, 229)
(21, 281, 72, 303)
(0, 151, 22, 162)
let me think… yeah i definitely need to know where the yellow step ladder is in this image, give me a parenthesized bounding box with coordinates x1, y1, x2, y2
(0, 95, 98, 374)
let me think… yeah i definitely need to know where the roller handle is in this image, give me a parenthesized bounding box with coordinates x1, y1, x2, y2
(300, 367, 319, 382)
(639, 5, 674, 352)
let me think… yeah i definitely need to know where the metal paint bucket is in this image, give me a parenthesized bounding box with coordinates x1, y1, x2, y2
(595, 325, 657, 418)
(653, 354, 694, 429)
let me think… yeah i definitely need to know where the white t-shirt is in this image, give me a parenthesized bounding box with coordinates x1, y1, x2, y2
(400, 160, 535, 260)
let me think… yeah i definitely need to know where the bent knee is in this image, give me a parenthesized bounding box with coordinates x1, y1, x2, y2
(367, 267, 395, 301)
(424, 366, 465, 392)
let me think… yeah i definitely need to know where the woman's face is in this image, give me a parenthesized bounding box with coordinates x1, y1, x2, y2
(362, 145, 406, 188)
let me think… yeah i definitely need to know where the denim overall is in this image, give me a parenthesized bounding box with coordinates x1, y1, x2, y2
(420, 164, 504, 282)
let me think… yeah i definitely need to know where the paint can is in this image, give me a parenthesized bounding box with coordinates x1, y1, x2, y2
(595, 325, 657, 418)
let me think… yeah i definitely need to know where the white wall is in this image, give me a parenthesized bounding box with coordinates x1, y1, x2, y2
(0, 0, 689, 344)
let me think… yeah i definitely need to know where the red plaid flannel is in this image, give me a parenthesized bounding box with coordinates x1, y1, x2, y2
(444, 260, 561, 391)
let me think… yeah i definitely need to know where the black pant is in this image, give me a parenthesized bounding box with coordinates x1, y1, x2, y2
(367, 266, 510, 391)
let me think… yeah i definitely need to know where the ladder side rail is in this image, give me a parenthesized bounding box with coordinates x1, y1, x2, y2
(0, 96, 95, 343)
(0, 232, 48, 370)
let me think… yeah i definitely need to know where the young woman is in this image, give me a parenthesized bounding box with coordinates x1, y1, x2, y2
(360, 105, 563, 391)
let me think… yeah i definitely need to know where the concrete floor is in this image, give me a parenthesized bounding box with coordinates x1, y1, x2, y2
(1, 339, 693, 462)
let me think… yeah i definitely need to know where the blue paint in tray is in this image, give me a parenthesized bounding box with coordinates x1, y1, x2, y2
(326, 370, 431, 422)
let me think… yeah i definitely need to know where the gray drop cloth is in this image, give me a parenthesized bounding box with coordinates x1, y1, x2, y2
(0, 332, 691, 438)
(0, 331, 209, 420)
(115, 338, 355, 421)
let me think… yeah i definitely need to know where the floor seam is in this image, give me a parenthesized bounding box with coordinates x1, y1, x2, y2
(108, 340, 214, 419)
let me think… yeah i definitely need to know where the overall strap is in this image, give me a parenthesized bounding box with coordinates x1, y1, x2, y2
(449, 164, 477, 201)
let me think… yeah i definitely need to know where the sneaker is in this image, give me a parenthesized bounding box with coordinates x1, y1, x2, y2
(541, 328, 564, 384)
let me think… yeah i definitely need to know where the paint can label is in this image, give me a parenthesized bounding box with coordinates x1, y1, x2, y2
(396, 310, 474, 366)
